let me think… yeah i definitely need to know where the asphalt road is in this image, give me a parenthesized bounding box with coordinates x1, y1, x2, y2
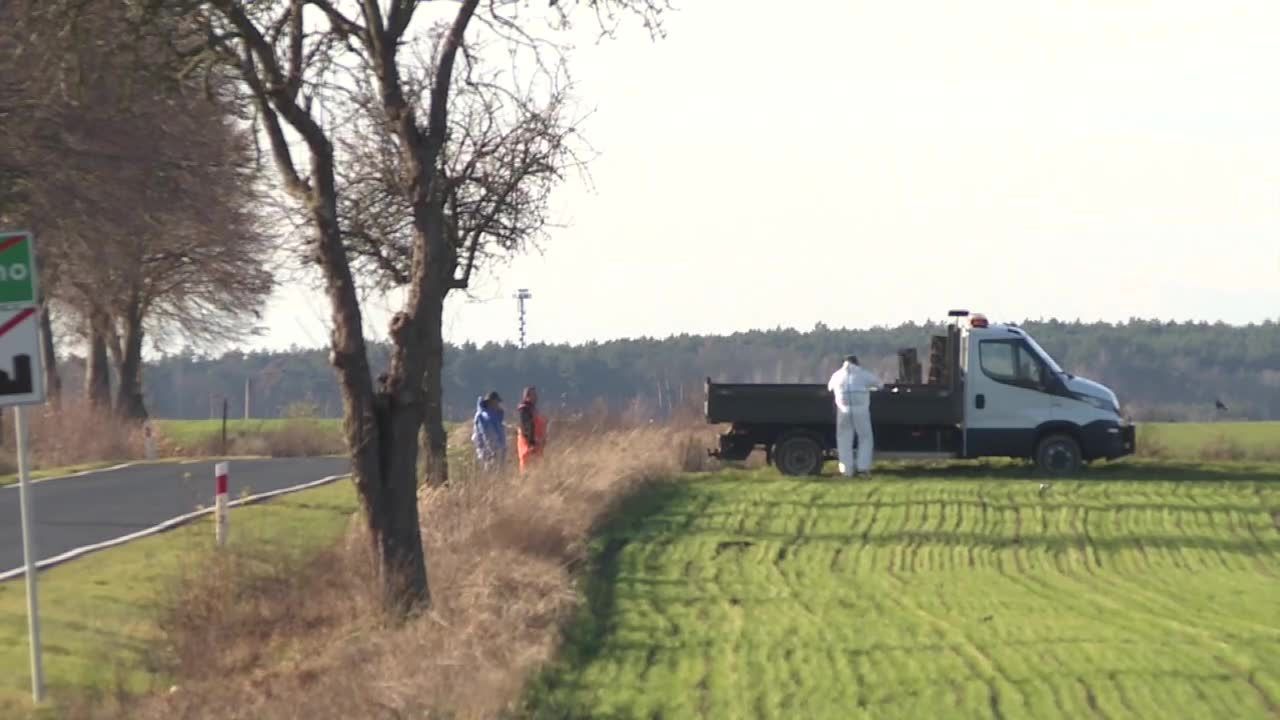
(0, 457, 352, 574)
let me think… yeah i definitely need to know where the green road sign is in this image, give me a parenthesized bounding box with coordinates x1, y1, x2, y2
(0, 231, 37, 306)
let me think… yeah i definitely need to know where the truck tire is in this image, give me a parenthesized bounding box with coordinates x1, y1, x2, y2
(1035, 434, 1083, 476)
(773, 433, 824, 477)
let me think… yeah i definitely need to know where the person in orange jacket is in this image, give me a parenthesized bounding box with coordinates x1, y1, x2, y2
(517, 386, 548, 472)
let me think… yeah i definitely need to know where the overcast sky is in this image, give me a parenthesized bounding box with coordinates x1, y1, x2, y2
(253, 0, 1280, 352)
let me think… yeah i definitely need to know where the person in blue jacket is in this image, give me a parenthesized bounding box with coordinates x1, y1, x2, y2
(472, 391, 507, 471)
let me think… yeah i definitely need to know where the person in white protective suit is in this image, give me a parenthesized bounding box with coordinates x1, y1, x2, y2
(827, 355, 881, 477)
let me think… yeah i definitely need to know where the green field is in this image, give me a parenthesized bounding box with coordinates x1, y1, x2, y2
(1141, 422, 1280, 460)
(154, 418, 455, 452)
(528, 463, 1280, 719)
(153, 418, 342, 447)
(0, 479, 358, 717)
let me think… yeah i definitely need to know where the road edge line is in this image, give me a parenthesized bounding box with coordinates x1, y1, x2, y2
(0, 456, 321, 490)
(0, 462, 140, 490)
(0, 473, 351, 582)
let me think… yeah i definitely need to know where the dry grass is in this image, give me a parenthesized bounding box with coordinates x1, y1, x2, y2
(78, 424, 718, 720)
(0, 403, 142, 475)
(1134, 431, 1172, 460)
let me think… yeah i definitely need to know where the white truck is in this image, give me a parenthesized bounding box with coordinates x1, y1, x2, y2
(705, 310, 1136, 476)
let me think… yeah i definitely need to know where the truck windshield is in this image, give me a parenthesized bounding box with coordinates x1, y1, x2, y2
(1023, 335, 1065, 375)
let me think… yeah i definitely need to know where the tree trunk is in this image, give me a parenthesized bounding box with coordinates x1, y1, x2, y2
(38, 298, 62, 405)
(113, 301, 147, 420)
(225, 16, 431, 616)
(419, 289, 449, 487)
(85, 310, 112, 409)
(312, 196, 430, 615)
(371, 390, 431, 613)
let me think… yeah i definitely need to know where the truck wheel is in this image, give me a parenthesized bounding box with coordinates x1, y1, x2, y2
(774, 434, 823, 477)
(1035, 434, 1083, 476)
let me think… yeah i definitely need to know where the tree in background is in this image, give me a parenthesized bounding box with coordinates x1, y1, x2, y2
(0, 1, 274, 418)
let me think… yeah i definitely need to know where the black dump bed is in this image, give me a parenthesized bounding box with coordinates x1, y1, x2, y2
(705, 381, 962, 427)
(705, 326, 965, 429)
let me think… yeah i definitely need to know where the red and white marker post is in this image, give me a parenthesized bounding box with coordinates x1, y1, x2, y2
(215, 462, 229, 546)
(143, 421, 156, 460)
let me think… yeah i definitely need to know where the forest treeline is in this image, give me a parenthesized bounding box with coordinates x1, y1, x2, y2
(56, 318, 1280, 422)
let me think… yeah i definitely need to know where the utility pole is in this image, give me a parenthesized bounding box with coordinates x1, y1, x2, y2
(244, 377, 251, 420)
(514, 288, 532, 349)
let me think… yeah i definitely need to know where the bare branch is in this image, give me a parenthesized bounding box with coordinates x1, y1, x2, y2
(386, 0, 417, 41)
(306, 0, 366, 37)
(241, 46, 311, 197)
(285, 0, 305, 101)
(425, 0, 480, 162)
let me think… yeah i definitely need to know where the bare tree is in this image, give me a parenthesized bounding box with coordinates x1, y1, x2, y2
(127, 0, 665, 614)
(2, 1, 275, 417)
(335, 51, 586, 478)
(101, 105, 274, 419)
(1, 2, 131, 408)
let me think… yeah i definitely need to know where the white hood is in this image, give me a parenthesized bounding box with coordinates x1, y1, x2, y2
(1066, 376, 1120, 413)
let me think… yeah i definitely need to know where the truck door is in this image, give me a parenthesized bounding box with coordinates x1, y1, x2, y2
(963, 336, 1056, 458)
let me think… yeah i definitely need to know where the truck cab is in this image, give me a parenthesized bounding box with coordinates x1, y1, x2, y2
(705, 311, 1135, 476)
(959, 314, 1134, 471)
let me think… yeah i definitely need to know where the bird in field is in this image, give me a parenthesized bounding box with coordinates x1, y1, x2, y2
(1038, 483, 1051, 497)
(1215, 398, 1229, 413)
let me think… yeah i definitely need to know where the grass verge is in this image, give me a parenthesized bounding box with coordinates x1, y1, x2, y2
(0, 479, 357, 719)
(524, 462, 1280, 719)
(87, 426, 709, 720)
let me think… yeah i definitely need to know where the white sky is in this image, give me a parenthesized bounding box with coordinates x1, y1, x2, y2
(254, 0, 1280, 351)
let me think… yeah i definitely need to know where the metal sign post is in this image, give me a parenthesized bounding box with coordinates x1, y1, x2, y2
(0, 230, 48, 704)
(14, 407, 43, 702)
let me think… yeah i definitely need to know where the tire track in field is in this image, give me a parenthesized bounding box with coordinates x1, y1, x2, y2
(1067, 493, 1280, 640)
(1046, 494, 1236, 643)
(892, 489, 915, 575)
(1026, 565, 1280, 716)
(1007, 489, 1028, 574)
(887, 592, 1026, 720)
(977, 488, 992, 570)
(1237, 666, 1280, 720)
(1077, 677, 1108, 719)
(950, 490, 969, 572)
(1079, 508, 1103, 569)
(977, 564, 1264, 719)
(1097, 556, 1280, 639)
(1204, 504, 1236, 571)
(1235, 502, 1280, 578)
(1106, 671, 1141, 718)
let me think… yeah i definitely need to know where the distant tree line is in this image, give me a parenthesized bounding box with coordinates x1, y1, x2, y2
(55, 318, 1280, 423)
